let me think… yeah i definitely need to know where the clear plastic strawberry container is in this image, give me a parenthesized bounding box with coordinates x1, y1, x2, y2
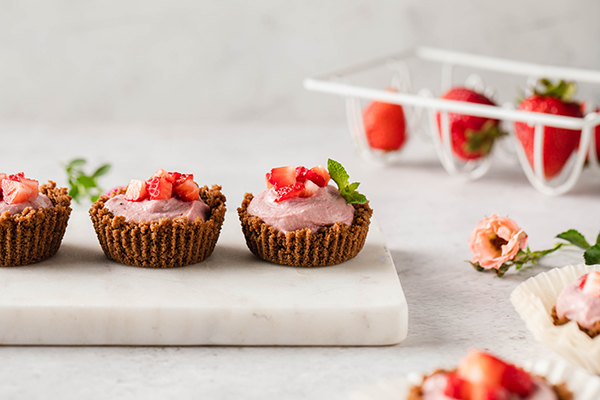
(303, 47, 600, 195)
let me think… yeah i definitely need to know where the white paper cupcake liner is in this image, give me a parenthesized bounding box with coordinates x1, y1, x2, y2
(350, 359, 600, 400)
(510, 264, 600, 375)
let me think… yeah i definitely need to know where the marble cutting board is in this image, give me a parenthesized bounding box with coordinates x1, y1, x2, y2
(0, 211, 408, 346)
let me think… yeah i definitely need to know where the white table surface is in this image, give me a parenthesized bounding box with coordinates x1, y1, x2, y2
(1, 123, 598, 399)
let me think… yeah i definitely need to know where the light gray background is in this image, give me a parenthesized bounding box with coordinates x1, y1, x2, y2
(0, 0, 598, 124)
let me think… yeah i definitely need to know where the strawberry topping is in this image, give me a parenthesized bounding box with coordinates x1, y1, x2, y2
(265, 165, 330, 202)
(173, 179, 200, 201)
(580, 271, 600, 297)
(124, 179, 148, 202)
(454, 350, 533, 399)
(123, 170, 200, 202)
(0, 173, 39, 204)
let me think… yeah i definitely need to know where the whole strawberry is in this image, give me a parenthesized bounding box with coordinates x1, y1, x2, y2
(436, 87, 505, 161)
(362, 89, 407, 151)
(514, 79, 583, 179)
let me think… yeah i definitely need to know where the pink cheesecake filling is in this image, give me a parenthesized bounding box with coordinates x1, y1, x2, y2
(0, 193, 53, 215)
(104, 194, 209, 224)
(556, 274, 600, 329)
(421, 373, 557, 400)
(247, 185, 354, 233)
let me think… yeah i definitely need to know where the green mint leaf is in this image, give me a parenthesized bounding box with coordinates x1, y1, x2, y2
(596, 232, 600, 246)
(92, 164, 111, 178)
(62, 158, 111, 203)
(68, 158, 86, 168)
(557, 229, 590, 250)
(343, 190, 367, 204)
(68, 185, 79, 200)
(327, 159, 368, 204)
(327, 159, 349, 190)
(77, 176, 96, 189)
(584, 244, 600, 265)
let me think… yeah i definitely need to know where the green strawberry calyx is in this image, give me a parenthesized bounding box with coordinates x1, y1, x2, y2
(534, 79, 578, 103)
(463, 120, 508, 157)
(327, 159, 368, 204)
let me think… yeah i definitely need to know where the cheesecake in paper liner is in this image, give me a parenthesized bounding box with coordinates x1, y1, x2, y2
(350, 360, 599, 400)
(0, 181, 71, 267)
(89, 185, 226, 268)
(511, 264, 600, 375)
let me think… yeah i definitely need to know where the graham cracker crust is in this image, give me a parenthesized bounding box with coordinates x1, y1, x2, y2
(89, 185, 226, 268)
(237, 192, 372, 267)
(0, 181, 72, 267)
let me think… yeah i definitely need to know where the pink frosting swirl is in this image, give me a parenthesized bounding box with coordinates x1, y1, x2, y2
(0, 193, 54, 215)
(247, 185, 354, 233)
(104, 194, 209, 224)
(556, 274, 600, 329)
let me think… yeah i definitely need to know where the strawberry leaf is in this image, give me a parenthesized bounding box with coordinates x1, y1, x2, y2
(557, 229, 590, 250)
(327, 159, 367, 204)
(584, 244, 600, 266)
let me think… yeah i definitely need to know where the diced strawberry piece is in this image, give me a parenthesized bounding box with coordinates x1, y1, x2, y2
(500, 365, 533, 397)
(173, 179, 199, 201)
(458, 350, 533, 397)
(581, 271, 600, 297)
(444, 372, 472, 400)
(8, 172, 24, 182)
(470, 384, 510, 400)
(300, 180, 319, 198)
(458, 350, 507, 389)
(274, 182, 304, 202)
(146, 176, 172, 200)
(174, 173, 192, 185)
(305, 165, 330, 187)
(2, 180, 35, 204)
(266, 166, 296, 188)
(124, 179, 148, 202)
(21, 178, 39, 200)
(295, 166, 309, 182)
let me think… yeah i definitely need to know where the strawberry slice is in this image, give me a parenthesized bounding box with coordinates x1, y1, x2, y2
(2, 179, 35, 205)
(124, 179, 148, 202)
(173, 179, 200, 201)
(305, 165, 330, 187)
(581, 271, 600, 297)
(21, 178, 39, 200)
(266, 166, 296, 188)
(300, 180, 319, 198)
(274, 182, 304, 202)
(500, 365, 534, 397)
(146, 176, 172, 200)
(458, 350, 532, 397)
(443, 372, 472, 399)
(295, 166, 309, 182)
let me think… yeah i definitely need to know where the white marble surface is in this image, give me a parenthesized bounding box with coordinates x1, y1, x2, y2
(0, 123, 599, 399)
(0, 212, 407, 346)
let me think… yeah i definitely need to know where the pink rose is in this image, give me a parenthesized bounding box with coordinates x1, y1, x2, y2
(468, 214, 528, 270)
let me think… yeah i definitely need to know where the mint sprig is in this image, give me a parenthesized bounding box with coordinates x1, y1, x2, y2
(557, 229, 600, 265)
(62, 158, 111, 203)
(327, 159, 367, 204)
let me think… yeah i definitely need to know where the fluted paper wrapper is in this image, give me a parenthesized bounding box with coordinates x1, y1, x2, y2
(350, 360, 598, 400)
(238, 192, 372, 267)
(89, 185, 226, 268)
(0, 181, 71, 267)
(511, 264, 600, 375)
